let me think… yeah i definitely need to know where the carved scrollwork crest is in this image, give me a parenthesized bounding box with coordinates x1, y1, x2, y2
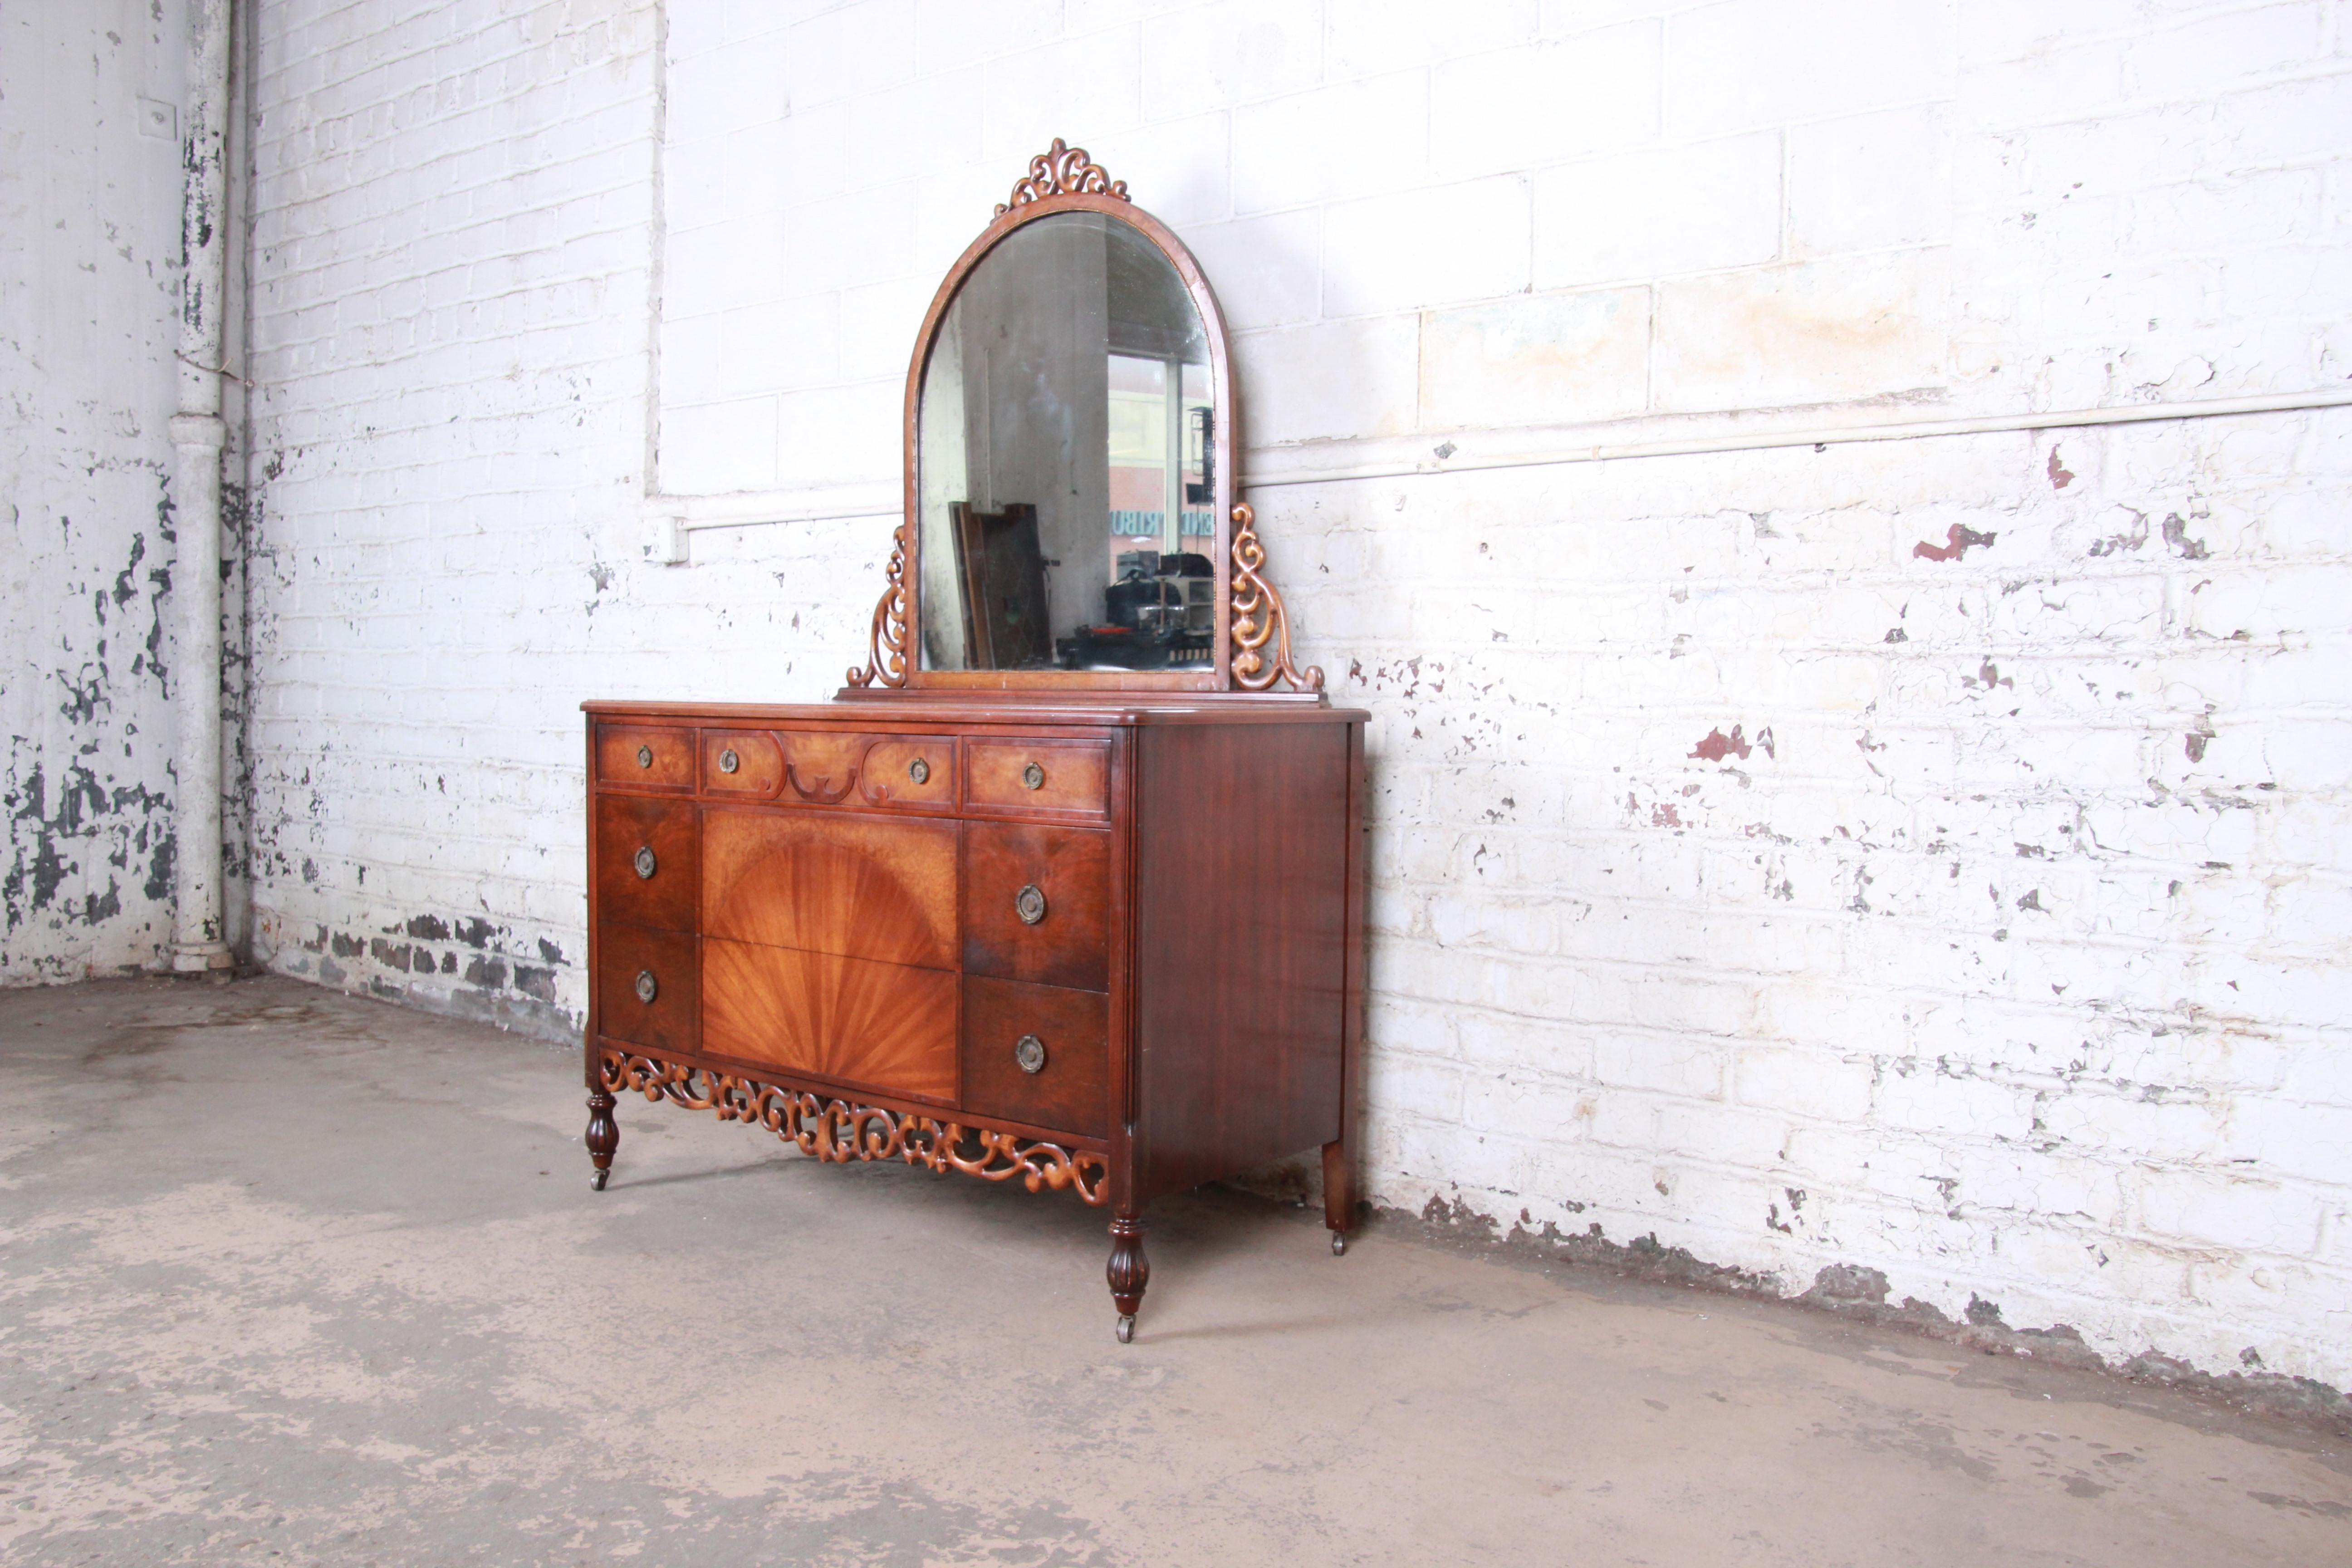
(844, 523, 910, 688)
(600, 1051, 1109, 1205)
(995, 137, 1129, 216)
(1228, 503, 1324, 694)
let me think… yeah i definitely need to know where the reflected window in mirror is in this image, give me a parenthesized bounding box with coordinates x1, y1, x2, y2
(917, 211, 1217, 673)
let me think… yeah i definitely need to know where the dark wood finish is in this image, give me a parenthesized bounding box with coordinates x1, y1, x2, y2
(963, 735, 1112, 820)
(960, 975, 1110, 1139)
(594, 923, 699, 1055)
(596, 721, 696, 791)
(702, 806, 957, 970)
(593, 794, 699, 933)
(951, 502, 1051, 670)
(585, 1089, 617, 1190)
(702, 729, 783, 797)
(1107, 1215, 1148, 1342)
(1327, 718, 1367, 1240)
(1132, 720, 1350, 1199)
(701, 937, 957, 1103)
(961, 821, 1112, 991)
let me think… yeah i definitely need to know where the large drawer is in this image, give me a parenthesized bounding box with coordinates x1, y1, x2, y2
(594, 795, 698, 931)
(702, 807, 956, 970)
(961, 821, 1110, 992)
(702, 938, 956, 1103)
(595, 925, 699, 1054)
(960, 975, 1109, 1140)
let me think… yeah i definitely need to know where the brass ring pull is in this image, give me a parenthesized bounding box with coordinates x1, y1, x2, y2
(908, 757, 930, 785)
(634, 969, 658, 1004)
(1022, 761, 1045, 790)
(718, 747, 740, 774)
(633, 846, 656, 880)
(1014, 884, 1047, 925)
(636, 744, 653, 769)
(1014, 1034, 1047, 1074)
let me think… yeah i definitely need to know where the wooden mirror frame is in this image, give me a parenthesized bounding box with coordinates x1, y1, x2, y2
(844, 140, 1320, 696)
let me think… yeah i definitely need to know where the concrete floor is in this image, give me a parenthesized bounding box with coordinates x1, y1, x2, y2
(1, 978, 2346, 1567)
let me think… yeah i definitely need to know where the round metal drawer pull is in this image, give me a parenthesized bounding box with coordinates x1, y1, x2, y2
(1014, 1034, 1047, 1074)
(718, 747, 740, 774)
(633, 846, 657, 880)
(907, 757, 930, 785)
(1014, 884, 1047, 925)
(635, 745, 653, 769)
(1022, 761, 1045, 790)
(634, 969, 658, 1004)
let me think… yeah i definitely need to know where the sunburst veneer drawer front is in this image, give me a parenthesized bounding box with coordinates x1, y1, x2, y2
(962, 736, 1111, 821)
(702, 807, 957, 971)
(701, 938, 956, 1103)
(596, 723, 696, 792)
(595, 925, 698, 1054)
(961, 821, 1111, 992)
(593, 795, 698, 932)
(960, 975, 1109, 1140)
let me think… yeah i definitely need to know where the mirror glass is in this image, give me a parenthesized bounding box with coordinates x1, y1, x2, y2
(917, 212, 1217, 673)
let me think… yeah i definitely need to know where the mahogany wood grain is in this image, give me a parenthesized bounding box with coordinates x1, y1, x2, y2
(1131, 720, 1351, 1200)
(776, 730, 868, 804)
(702, 807, 957, 971)
(960, 821, 1111, 992)
(960, 975, 1110, 1140)
(595, 722, 696, 791)
(593, 794, 699, 933)
(701, 937, 957, 1102)
(701, 729, 783, 798)
(963, 736, 1111, 820)
(856, 735, 957, 810)
(1326, 719, 1367, 1236)
(594, 923, 699, 1055)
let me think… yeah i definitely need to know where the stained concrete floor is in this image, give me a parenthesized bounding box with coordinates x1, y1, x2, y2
(1, 977, 2347, 1567)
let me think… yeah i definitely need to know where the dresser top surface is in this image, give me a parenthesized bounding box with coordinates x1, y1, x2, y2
(583, 691, 1369, 728)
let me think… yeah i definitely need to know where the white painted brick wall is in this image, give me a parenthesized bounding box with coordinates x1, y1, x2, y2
(213, 0, 2352, 1388)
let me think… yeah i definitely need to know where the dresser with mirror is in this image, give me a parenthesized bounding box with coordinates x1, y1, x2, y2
(582, 142, 1367, 1342)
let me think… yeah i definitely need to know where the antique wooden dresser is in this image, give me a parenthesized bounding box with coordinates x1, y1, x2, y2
(582, 142, 1367, 1341)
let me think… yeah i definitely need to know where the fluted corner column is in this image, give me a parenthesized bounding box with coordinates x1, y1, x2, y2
(168, 0, 234, 975)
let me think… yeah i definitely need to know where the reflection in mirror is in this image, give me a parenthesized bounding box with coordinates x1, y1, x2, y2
(918, 212, 1215, 672)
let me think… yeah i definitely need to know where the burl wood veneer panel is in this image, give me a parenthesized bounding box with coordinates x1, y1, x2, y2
(593, 795, 699, 933)
(701, 729, 783, 798)
(701, 937, 957, 1102)
(960, 821, 1112, 992)
(855, 735, 956, 811)
(1133, 722, 1350, 1198)
(702, 807, 957, 970)
(963, 736, 1111, 820)
(960, 975, 1110, 1140)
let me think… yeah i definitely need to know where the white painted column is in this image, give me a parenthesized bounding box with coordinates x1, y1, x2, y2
(169, 0, 233, 972)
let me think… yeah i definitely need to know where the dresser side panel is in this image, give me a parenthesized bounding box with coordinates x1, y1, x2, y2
(1133, 721, 1351, 1198)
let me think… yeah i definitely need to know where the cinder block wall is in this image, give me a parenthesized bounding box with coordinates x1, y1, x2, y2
(230, 0, 2352, 1382)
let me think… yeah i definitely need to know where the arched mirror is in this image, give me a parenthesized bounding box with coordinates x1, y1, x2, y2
(847, 141, 1319, 697)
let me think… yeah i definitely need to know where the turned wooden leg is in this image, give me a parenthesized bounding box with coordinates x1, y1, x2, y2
(1323, 1137, 1355, 1255)
(1107, 1214, 1149, 1343)
(586, 1089, 618, 1190)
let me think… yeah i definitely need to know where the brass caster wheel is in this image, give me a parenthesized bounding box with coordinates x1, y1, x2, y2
(1331, 1230, 1348, 1256)
(591, 1168, 610, 1191)
(1115, 1313, 1136, 1345)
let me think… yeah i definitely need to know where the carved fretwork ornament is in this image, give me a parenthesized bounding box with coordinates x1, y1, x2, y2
(1228, 503, 1324, 693)
(995, 138, 1129, 216)
(600, 1051, 1109, 1205)
(844, 523, 910, 688)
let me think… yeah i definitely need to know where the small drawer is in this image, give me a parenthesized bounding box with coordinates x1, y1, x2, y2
(961, 821, 1110, 992)
(593, 795, 699, 932)
(774, 730, 870, 806)
(702, 730, 782, 797)
(855, 735, 956, 811)
(596, 723, 696, 791)
(595, 925, 699, 1055)
(960, 975, 1109, 1140)
(963, 736, 1111, 821)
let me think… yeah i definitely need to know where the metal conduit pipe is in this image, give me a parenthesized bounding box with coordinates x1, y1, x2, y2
(168, 0, 234, 973)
